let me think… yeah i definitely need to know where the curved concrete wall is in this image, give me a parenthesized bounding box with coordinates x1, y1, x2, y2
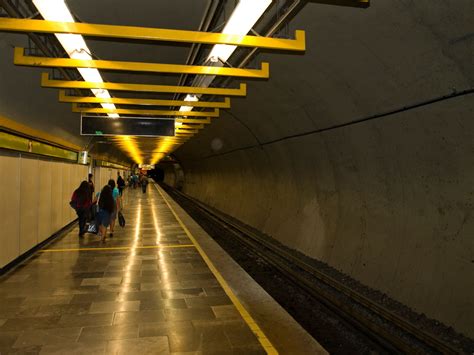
(171, 1, 474, 337)
(161, 163, 185, 189)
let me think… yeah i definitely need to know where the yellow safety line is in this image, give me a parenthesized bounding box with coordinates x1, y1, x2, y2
(40, 244, 195, 252)
(154, 184, 278, 355)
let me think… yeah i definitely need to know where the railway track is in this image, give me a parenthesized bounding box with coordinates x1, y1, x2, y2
(163, 184, 466, 354)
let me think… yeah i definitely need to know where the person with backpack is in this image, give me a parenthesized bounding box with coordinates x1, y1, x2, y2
(117, 173, 126, 196)
(140, 173, 148, 193)
(70, 181, 92, 238)
(107, 179, 122, 238)
(96, 185, 115, 242)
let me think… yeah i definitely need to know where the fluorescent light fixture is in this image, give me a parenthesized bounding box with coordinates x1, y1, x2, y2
(179, 94, 198, 112)
(178, 0, 271, 113)
(32, 0, 119, 118)
(207, 0, 272, 63)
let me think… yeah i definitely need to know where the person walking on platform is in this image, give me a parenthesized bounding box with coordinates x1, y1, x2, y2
(117, 173, 126, 196)
(133, 174, 139, 189)
(107, 179, 122, 238)
(70, 181, 92, 238)
(96, 185, 115, 242)
(140, 174, 148, 193)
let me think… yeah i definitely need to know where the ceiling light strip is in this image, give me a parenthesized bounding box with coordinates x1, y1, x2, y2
(178, 0, 273, 117)
(32, 0, 119, 118)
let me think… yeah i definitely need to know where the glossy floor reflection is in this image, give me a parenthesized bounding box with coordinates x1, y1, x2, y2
(0, 184, 265, 354)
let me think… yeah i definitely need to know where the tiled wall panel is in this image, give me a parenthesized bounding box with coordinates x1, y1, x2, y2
(61, 163, 72, 226)
(50, 160, 63, 232)
(0, 154, 127, 268)
(19, 157, 39, 254)
(0, 155, 20, 267)
(37, 160, 52, 242)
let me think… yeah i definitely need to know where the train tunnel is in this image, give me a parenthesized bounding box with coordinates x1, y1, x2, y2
(0, 0, 473, 353)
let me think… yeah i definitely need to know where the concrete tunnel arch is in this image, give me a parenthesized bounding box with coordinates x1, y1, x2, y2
(161, 1, 474, 338)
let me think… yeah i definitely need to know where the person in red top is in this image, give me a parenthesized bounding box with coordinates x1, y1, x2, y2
(71, 181, 92, 238)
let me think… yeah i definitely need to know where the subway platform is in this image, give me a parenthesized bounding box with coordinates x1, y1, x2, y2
(0, 183, 325, 354)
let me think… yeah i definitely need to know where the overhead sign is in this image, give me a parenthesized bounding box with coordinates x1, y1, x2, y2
(80, 115, 175, 137)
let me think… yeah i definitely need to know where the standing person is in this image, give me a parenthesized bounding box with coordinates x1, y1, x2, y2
(140, 174, 148, 193)
(117, 172, 125, 196)
(96, 185, 114, 242)
(107, 179, 122, 238)
(70, 181, 92, 238)
(87, 173, 95, 199)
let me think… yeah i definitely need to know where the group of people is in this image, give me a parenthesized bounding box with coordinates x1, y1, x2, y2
(70, 172, 124, 242)
(129, 173, 149, 193)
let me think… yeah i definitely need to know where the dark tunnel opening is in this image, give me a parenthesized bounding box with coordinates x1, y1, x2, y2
(148, 166, 164, 182)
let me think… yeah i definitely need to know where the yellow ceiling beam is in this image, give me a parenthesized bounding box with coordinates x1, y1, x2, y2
(176, 117, 211, 124)
(72, 104, 219, 117)
(176, 128, 199, 134)
(15, 48, 269, 78)
(41, 73, 247, 96)
(178, 124, 204, 129)
(175, 132, 195, 136)
(155, 136, 188, 141)
(59, 91, 231, 108)
(0, 18, 305, 51)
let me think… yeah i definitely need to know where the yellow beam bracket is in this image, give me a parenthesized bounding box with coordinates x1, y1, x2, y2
(0, 18, 305, 51)
(41, 73, 246, 96)
(59, 90, 230, 108)
(176, 117, 211, 124)
(15, 48, 269, 79)
(72, 104, 219, 117)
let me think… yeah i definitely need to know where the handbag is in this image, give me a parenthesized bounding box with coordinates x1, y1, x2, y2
(89, 203, 99, 221)
(118, 211, 126, 227)
(86, 222, 98, 234)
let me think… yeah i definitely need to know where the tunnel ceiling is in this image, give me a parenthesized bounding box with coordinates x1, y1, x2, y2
(0, 1, 472, 165)
(173, 1, 473, 163)
(0, 0, 207, 163)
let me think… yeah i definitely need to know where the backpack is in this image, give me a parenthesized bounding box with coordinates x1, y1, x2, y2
(69, 192, 78, 210)
(69, 199, 78, 210)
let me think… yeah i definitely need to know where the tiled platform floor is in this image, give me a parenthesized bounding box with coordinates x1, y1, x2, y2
(0, 185, 266, 354)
